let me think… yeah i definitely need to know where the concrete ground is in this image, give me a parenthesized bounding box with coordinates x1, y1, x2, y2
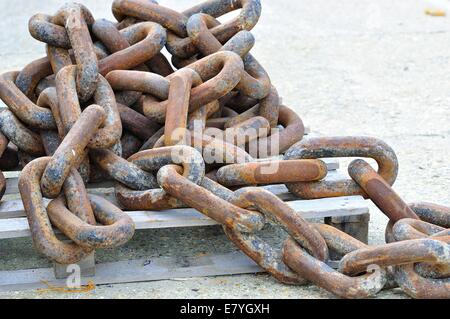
(0, 0, 449, 298)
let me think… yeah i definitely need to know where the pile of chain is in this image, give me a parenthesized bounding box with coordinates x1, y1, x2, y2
(0, 0, 448, 299)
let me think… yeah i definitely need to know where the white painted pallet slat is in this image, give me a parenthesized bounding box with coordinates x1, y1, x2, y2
(0, 169, 348, 219)
(0, 168, 368, 239)
(0, 252, 262, 292)
(1, 158, 340, 196)
(0, 251, 342, 292)
(0, 195, 367, 239)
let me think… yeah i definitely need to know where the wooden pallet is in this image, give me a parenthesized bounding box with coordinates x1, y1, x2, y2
(0, 159, 370, 291)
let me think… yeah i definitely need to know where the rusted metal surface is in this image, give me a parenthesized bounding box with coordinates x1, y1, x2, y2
(15, 57, 54, 99)
(0, 72, 56, 130)
(0, 132, 8, 200)
(142, 52, 245, 123)
(224, 226, 308, 285)
(52, 3, 99, 102)
(0, 0, 447, 299)
(121, 132, 143, 158)
(408, 202, 450, 228)
(146, 52, 174, 77)
(187, 100, 220, 130)
(0, 108, 45, 156)
(225, 91, 258, 114)
(222, 86, 280, 129)
(220, 116, 270, 145)
(117, 103, 160, 140)
(56, 65, 122, 148)
(392, 218, 448, 241)
(60, 169, 96, 225)
(46, 46, 72, 75)
(391, 215, 450, 280)
(393, 263, 450, 299)
(183, 51, 244, 110)
(47, 195, 135, 249)
(47, 77, 93, 181)
(235, 187, 329, 260)
(0, 145, 19, 171)
(140, 126, 165, 151)
(168, 0, 262, 59)
(216, 159, 327, 186)
(92, 18, 146, 106)
(285, 136, 398, 199)
(282, 238, 387, 299)
(189, 133, 254, 164)
(115, 146, 205, 210)
(348, 159, 419, 223)
(97, 22, 166, 76)
(18, 157, 92, 264)
(29, 13, 72, 48)
(339, 238, 450, 275)
(296, 224, 392, 295)
(255, 105, 304, 157)
(164, 68, 201, 146)
(382, 202, 450, 297)
(90, 148, 157, 190)
(37, 88, 65, 138)
(159, 165, 264, 232)
(113, 0, 187, 37)
(106, 70, 169, 102)
(186, 14, 271, 100)
(220, 187, 330, 285)
(40, 105, 106, 198)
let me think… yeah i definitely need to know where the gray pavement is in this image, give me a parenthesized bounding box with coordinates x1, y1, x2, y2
(0, 0, 449, 299)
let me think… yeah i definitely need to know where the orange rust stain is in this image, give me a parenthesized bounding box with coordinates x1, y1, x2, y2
(425, 9, 446, 17)
(37, 280, 96, 294)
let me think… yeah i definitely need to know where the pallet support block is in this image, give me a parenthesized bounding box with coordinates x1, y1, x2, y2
(325, 213, 370, 244)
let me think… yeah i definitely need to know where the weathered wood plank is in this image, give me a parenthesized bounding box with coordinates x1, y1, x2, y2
(0, 195, 368, 239)
(0, 250, 342, 292)
(0, 170, 350, 219)
(0, 251, 262, 292)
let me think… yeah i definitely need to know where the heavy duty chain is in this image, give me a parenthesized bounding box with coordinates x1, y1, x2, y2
(0, 0, 447, 299)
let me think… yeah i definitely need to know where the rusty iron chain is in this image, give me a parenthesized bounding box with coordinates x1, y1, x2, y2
(0, 0, 446, 299)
